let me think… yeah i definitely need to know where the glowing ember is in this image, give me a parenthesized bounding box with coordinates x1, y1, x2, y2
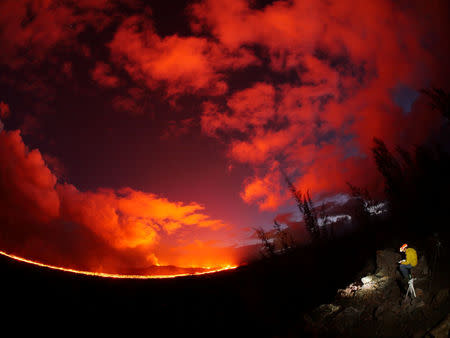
(0, 250, 238, 279)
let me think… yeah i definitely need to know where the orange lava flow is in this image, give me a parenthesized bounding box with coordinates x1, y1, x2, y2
(0, 250, 238, 279)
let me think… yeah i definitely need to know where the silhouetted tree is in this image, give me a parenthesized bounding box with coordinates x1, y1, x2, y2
(318, 203, 330, 240)
(371, 88, 450, 236)
(284, 174, 320, 242)
(273, 219, 294, 253)
(254, 227, 275, 258)
(371, 138, 404, 201)
(420, 87, 450, 120)
(346, 182, 375, 228)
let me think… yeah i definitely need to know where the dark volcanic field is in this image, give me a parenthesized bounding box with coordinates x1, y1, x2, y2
(0, 233, 376, 337)
(0, 223, 448, 337)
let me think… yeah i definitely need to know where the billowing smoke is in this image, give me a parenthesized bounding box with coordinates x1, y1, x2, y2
(191, 0, 449, 209)
(105, 0, 449, 208)
(0, 130, 237, 273)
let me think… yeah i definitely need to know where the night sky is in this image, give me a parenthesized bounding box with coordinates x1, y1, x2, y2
(0, 0, 448, 275)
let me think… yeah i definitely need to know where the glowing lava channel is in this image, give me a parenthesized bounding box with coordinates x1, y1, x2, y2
(0, 250, 238, 279)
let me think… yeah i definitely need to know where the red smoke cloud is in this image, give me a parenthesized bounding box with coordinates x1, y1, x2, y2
(160, 118, 196, 140)
(108, 16, 258, 96)
(0, 102, 10, 119)
(91, 62, 120, 88)
(0, 0, 132, 69)
(62, 62, 73, 78)
(194, 0, 448, 209)
(112, 87, 147, 115)
(42, 154, 66, 179)
(0, 131, 60, 224)
(202, 83, 277, 137)
(0, 130, 236, 272)
(0, 1, 82, 68)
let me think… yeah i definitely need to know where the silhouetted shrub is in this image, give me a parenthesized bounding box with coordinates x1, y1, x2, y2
(254, 226, 275, 258)
(284, 174, 321, 242)
(370, 87, 450, 236)
(346, 182, 377, 229)
(273, 219, 295, 253)
(420, 88, 450, 121)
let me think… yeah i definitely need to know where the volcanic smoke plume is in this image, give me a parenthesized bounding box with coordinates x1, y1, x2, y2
(0, 0, 448, 275)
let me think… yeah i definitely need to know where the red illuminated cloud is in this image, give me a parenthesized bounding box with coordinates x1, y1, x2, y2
(0, 1, 78, 68)
(112, 87, 147, 115)
(0, 0, 123, 68)
(229, 128, 294, 165)
(0, 102, 11, 119)
(190, 0, 438, 75)
(62, 62, 73, 78)
(109, 16, 258, 96)
(112, 96, 142, 115)
(91, 62, 120, 88)
(190, 0, 325, 52)
(201, 83, 276, 137)
(160, 118, 195, 140)
(0, 129, 234, 270)
(195, 0, 448, 210)
(0, 131, 60, 223)
(241, 161, 285, 210)
(42, 154, 66, 179)
(20, 114, 40, 136)
(74, 0, 111, 9)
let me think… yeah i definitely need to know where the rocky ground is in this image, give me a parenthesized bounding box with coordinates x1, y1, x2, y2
(300, 249, 450, 337)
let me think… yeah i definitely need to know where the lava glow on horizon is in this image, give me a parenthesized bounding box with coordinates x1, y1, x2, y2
(0, 250, 238, 279)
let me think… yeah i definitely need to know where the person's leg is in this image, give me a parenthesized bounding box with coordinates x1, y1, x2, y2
(399, 264, 412, 279)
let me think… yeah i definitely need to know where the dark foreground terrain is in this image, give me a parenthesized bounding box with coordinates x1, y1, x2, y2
(302, 247, 449, 337)
(0, 225, 448, 337)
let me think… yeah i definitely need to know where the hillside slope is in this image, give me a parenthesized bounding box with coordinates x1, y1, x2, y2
(300, 248, 450, 337)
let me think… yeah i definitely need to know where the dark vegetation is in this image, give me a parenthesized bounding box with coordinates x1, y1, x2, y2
(0, 89, 449, 336)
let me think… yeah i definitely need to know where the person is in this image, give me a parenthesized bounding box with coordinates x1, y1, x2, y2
(398, 243, 418, 280)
